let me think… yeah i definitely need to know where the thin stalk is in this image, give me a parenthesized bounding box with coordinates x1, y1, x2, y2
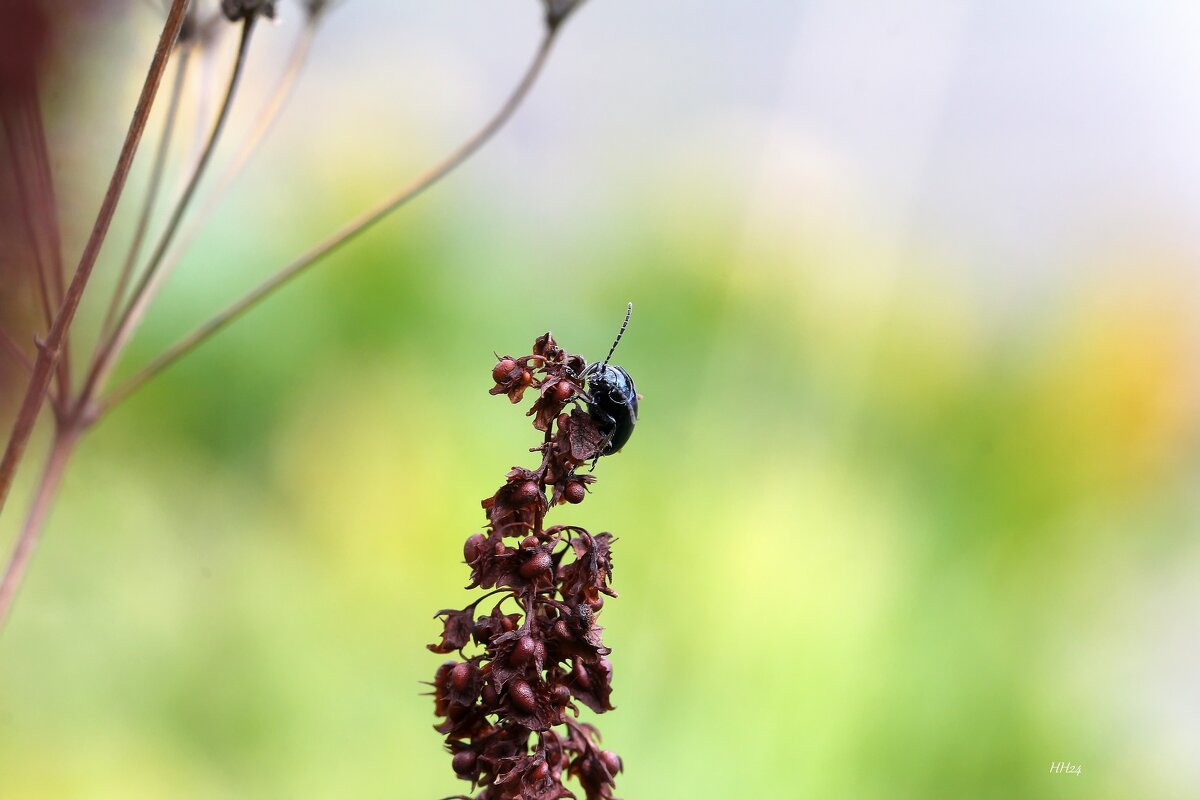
(189, 31, 219, 170)
(165, 16, 317, 269)
(22, 90, 72, 400)
(26, 92, 66, 306)
(0, 0, 190, 518)
(2, 104, 56, 332)
(0, 328, 62, 416)
(80, 16, 257, 415)
(99, 44, 193, 342)
(101, 29, 560, 413)
(226, 16, 316, 177)
(0, 328, 34, 375)
(0, 428, 79, 628)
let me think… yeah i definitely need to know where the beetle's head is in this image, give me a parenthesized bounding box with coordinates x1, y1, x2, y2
(585, 364, 636, 402)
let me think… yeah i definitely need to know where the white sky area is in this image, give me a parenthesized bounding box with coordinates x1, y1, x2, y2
(132, 1, 1200, 301)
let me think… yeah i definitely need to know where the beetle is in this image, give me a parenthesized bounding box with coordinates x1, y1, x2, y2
(582, 303, 638, 460)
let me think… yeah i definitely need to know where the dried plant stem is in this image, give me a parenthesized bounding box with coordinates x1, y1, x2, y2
(189, 36, 219, 171)
(80, 16, 258, 414)
(100, 28, 561, 413)
(219, 17, 316, 189)
(99, 45, 194, 342)
(25, 94, 73, 402)
(0, 0, 190, 519)
(26, 92, 66, 306)
(164, 17, 318, 271)
(0, 9, 575, 633)
(2, 95, 71, 400)
(4, 123, 54, 331)
(0, 328, 35, 375)
(0, 328, 61, 416)
(0, 428, 79, 628)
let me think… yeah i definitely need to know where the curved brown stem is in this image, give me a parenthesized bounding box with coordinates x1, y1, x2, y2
(27, 91, 65, 307)
(0, 327, 62, 416)
(0, 0, 190, 518)
(25, 92, 72, 401)
(0, 428, 79, 628)
(100, 28, 561, 414)
(223, 17, 316, 173)
(163, 16, 318, 273)
(79, 15, 258, 417)
(99, 44, 193, 342)
(2, 94, 71, 400)
(0, 327, 34, 375)
(2, 100, 53, 330)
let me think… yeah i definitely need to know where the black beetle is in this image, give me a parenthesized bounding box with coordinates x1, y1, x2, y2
(582, 303, 638, 459)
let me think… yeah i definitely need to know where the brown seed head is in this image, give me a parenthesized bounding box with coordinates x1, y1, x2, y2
(431, 331, 622, 799)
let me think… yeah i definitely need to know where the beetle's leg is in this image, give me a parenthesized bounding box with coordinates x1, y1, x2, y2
(590, 421, 617, 471)
(585, 406, 616, 471)
(590, 427, 616, 470)
(589, 436, 613, 471)
(589, 404, 615, 431)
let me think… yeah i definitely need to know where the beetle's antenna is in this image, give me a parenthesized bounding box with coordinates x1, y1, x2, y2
(602, 303, 633, 367)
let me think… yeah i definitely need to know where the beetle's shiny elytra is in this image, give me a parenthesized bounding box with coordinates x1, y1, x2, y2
(584, 303, 637, 458)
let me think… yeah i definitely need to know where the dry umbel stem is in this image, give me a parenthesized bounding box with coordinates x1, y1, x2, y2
(0, 1, 587, 628)
(429, 332, 623, 800)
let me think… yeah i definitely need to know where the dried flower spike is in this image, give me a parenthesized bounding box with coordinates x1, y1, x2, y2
(429, 331, 625, 800)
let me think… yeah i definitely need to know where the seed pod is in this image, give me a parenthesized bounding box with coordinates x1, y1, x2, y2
(600, 750, 622, 775)
(463, 533, 487, 562)
(452, 750, 477, 776)
(563, 481, 586, 504)
(520, 550, 552, 579)
(511, 480, 541, 505)
(572, 659, 591, 689)
(449, 662, 472, 693)
(510, 635, 538, 666)
(492, 358, 518, 383)
(550, 381, 574, 402)
(509, 679, 538, 713)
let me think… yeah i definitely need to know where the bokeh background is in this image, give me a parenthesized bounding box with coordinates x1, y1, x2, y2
(2, 0, 1200, 797)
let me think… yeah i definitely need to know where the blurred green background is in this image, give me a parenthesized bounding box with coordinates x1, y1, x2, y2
(2, 1, 1200, 798)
